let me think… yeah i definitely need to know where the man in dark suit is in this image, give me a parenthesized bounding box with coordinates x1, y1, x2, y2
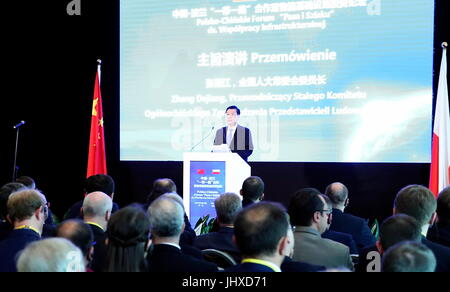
(213, 105, 254, 162)
(356, 214, 422, 272)
(194, 193, 242, 262)
(0, 190, 46, 272)
(427, 186, 450, 247)
(225, 202, 291, 272)
(325, 182, 376, 251)
(82, 191, 113, 272)
(393, 184, 450, 272)
(240, 176, 265, 208)
(64, 174, 119, 220)
(147, 196, 218, 272)
(382, 241, 436, 272)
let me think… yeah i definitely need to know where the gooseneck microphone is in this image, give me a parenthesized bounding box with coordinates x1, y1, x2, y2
(190, 126, 215, 152)
(13, 121, 26, 129)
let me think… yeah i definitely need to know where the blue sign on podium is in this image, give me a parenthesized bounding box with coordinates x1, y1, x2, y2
(189, 161, 226, 227)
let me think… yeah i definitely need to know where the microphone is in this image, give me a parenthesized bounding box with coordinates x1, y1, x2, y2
(190, 125, 215, 152)
(13, 121, 26, 129)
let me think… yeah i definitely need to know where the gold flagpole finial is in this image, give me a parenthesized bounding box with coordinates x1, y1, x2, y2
(97, 59, 102, 65)
(442, 42, 448, 49)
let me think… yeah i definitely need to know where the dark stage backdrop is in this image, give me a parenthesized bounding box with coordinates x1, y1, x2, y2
(0, 0, 448, 224)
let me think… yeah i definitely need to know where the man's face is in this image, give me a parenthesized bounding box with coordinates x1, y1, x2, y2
(226, 109, 239, 126)
(318, 199, 331, 234)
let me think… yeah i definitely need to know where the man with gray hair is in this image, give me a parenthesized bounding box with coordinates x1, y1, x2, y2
(147, 196, 218, 272)
(0, 189, 47, 272)
(325, 182, 375, 251)
(82, 191, 112, 272)
(194, 193, 242, 261)
(17, 238, 85, 272)
(382, 241, 436, 272)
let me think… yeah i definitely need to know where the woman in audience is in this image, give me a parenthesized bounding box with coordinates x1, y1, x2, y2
(104, 205, 151, 272)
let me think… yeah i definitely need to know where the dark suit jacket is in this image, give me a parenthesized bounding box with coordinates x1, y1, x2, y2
(64, 200, 120, 220)
(0, 221, 13, 241)
(281, 257, 325, 272)
(193, 227, 241, 262)
(147, 244, 218, 272)
(322, 229, 358, 255)
(329, 209, 376, 251)
(0, 229, 41, 272)
(225, 262, 277, 272)
(214, 125, 253, 162)
(427, 223, 450, 248)
(87, 223, 107, 272)
(422, 237, 450, 272)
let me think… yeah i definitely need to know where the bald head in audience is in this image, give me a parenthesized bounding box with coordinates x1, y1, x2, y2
(82, 192, 113, 231)
(325, 182, 349, 210)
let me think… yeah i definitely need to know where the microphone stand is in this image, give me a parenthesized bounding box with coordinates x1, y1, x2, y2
(190, 126, 215, 152)
(12, 121, 25, 181)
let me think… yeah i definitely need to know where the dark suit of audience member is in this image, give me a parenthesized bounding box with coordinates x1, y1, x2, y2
(0, 228, 40, 272)
(0, 221, 13, 241)
(87, 223, 108, 272)
(281, 256, 325, 272)
(322, 229, 358, 255)
(242, 198, 255, 208)
(329, 209, 375, 251)
(148, 244, 218, 272)
(428, 224, 450, 247)
(193, 226, 241, 262)
(422, 236, 450, 272)
(325, 182, 376, 251)
(427, 187, 450, 248)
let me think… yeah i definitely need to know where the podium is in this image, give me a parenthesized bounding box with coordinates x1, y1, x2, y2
(183, 152, 251, 227)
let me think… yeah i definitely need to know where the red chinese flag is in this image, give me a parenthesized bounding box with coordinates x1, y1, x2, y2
(429, 45, 450, 196)
(87, 62, 107, 177)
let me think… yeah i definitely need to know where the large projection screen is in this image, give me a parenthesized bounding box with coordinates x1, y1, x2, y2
(120, 0, 434, 162)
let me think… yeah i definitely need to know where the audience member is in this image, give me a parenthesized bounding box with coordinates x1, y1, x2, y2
(82, 191, 113, 272)
(194, 193, 242, 262)
(225, 202, 290, 272)
(428, 186, 450, 247)
(325, 182, 376, 251)
(147, 196, 218, 272)
(56, 219, 95, 272)
(240, 176, 265, 208)
(357, 214, 422, 272)
(145, 178, 177, 209)
(320, 194, 358, 255)
(0, 190, 46, 272)
(288, 188, 353, 270)
(15, 176, 36, 189)
(393, 184, 450, 272)
(0, 182, 27, 240)
(105, 206, 151, 272)
(146, 179, 196, 246)
(382, 241, 436, 272)
(281, 226, 326, 272)
(64, 174, 119, 220)
(17, 238, 85, 272)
